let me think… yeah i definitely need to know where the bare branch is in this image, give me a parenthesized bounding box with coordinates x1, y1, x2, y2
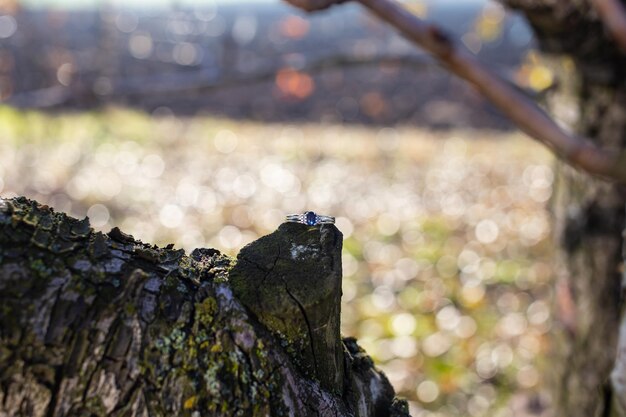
(285, 0, 626, 182)
(592, 0, 626, 52)
(282, 0, 348, 12)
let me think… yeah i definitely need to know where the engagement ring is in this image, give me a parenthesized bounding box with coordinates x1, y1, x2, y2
(286, 211, 335, 226)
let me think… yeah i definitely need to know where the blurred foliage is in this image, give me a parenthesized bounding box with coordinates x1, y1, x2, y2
(0, 106, 555, 417)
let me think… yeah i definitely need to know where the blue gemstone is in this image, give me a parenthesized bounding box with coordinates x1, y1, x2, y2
(305, 211, 317, 226)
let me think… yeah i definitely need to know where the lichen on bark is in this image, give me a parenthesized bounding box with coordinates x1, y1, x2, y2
(0, 197, 409, 417)
(229, 222, 344, 395)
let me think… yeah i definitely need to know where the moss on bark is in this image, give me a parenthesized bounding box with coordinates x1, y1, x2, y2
(0, 197, 409, 417)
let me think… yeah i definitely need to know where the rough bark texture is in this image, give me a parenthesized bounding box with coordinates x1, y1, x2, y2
(229, 223, 345, 395)
(501, 1, 626, 416)
(613, 224, 626, 414)
(0, 196, 410, 417)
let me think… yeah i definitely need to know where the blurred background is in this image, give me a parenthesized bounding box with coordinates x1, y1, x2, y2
(0, 0, 556, 416)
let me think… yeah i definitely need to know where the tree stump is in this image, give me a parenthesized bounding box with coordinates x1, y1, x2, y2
(0, 197, 409, 417)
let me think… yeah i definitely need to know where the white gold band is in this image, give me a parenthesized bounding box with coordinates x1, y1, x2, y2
(286, 211, 335, 226)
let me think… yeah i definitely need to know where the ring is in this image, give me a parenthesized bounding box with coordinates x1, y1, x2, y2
(286, 211, 335, 226)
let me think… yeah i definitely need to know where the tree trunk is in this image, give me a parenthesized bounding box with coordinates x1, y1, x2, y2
(502, 2, 626, 416)
(0, 196, 409, 417)
(550, 76, 626, 417)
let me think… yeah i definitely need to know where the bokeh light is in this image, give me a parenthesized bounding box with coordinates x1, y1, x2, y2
(0, 107, 554, 416)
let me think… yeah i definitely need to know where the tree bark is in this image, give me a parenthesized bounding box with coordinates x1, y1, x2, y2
(550, 79, 626, 417)
(501, 2, 626, 416)
(0, 196, 409, 417)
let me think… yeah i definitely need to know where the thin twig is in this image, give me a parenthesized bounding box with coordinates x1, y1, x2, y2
(354, 0, 626, 183)
(108, 55, 437, 97)
(593, 0, 626, 52)
(4, 54, 436, 107)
